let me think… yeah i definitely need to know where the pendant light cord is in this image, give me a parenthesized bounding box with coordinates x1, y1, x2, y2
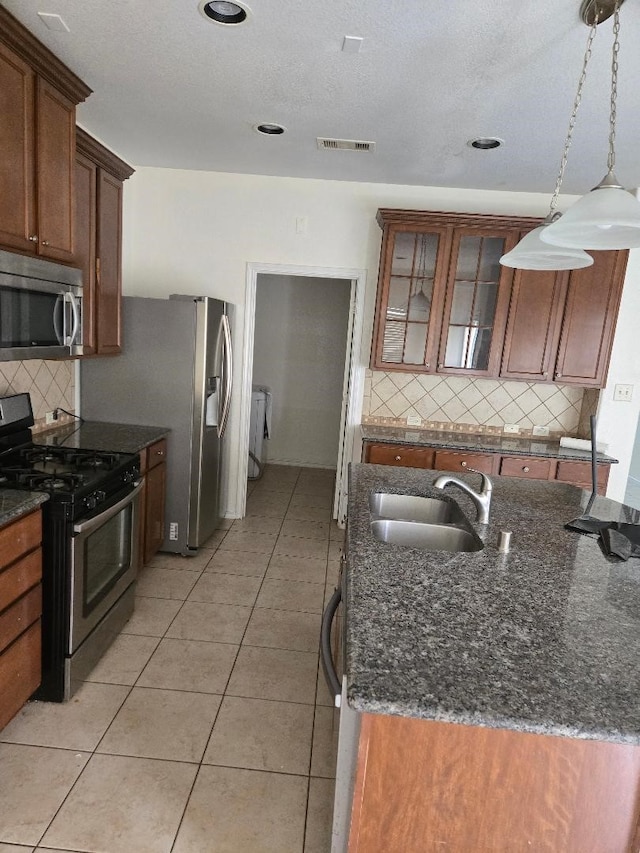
(608, 1, 620, 174)
(548, 14, 599, 217)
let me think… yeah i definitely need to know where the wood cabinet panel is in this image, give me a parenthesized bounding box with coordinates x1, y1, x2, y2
(75, 152, 97, 353)
(144, 462, 166, 564)
(95, 170, 123, 353)
(0, 549, 42, 613)
(35, 78, 75, 261)
(433, 449, 497, 475)
(0, 510, 41, 572)
(500, 455, 553, 480)
(0, 621, 41, 731)
(501, 266, 567, 381)
(556, 460, 610, 494)
(365, 443, 435, 469)
(147, 439, 167, 468)
(555, 250, 628, 387)
(0, 585, 41, 654)
(0, 41, 35, 252)
(349, 713, 640, 853)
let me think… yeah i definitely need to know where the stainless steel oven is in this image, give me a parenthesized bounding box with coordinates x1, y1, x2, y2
(70, 480, 143, 655)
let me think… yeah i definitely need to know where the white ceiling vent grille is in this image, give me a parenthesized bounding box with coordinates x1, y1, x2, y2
(317, 137, 375, 152)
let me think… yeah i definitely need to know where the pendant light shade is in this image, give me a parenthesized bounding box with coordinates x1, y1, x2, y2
(500, 224, 594, 270)
(539, 173, 640, 249)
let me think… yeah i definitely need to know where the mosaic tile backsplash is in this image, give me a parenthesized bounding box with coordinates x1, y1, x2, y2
(362, 370, 590, 437)
(0, 360, 75, 432)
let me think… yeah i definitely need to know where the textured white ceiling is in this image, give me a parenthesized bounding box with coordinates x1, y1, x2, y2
(4, 0, 640, 194)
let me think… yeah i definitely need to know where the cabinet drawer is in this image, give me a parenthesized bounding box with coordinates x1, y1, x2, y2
(500, 456, 552, 480)
(433, 450, 496, 475)
(0, 620, 41, 731)
(146, 439, 167, 470)
(0, 549, 42, 612)
(0, 585, 41, 654)
(0, 511, 41, 571)
(555, 461, 610, 494)
(366, 443, 435, 469)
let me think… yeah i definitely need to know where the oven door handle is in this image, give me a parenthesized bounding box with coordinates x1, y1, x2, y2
(73, 480, 144, 536)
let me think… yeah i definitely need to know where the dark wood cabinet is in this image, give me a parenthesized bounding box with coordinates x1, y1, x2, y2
(372, 210, 628, 388)
(0, 509, 43, 731)
(75, 129, 133, 355)
(363, 440, 611, 492)
(138, 439, 167, 566)
(0, 7, 90, 261)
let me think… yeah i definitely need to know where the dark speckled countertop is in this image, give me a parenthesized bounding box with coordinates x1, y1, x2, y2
(361, 424, 618, 465)
(346, 463, 640, 744)
(0, 490, 49, 528)
(34, 421, 170, 455)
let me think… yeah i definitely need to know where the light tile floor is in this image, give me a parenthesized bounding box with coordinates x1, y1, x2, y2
(0, 465, 341, 853)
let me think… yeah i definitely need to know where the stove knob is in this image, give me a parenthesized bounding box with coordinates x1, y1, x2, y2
(85, 494, 97, 510)
(97, 490, 107, 504)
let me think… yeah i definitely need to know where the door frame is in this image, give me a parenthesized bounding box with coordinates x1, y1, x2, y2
(236, 262, 367, 520)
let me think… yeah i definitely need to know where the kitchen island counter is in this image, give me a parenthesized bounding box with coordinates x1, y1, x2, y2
(34, 421, 170, 455)
(346, 463, 640, 744)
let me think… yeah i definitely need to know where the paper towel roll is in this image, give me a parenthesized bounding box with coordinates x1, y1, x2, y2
(559, 436, 608, 454)
(206, 391, 218, 427)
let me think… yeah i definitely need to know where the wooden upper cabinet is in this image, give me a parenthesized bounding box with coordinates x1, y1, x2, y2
(371, 210, 540, 377)
(0, 6, 91, 260)
(500, 263, 568, 382)
(76, 129, 133, 355)
(554, 249, 628, 387)
(0, 41, 36, 253)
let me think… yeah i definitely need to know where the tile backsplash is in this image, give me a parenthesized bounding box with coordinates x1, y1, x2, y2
(362, 370, 590, 437)
(0, 360, 75, 432)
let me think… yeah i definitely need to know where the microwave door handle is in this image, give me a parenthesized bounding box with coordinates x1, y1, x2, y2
(218, 314, 233, 438)
(66, 292, 80, 345)
(53, 294, 65, 345)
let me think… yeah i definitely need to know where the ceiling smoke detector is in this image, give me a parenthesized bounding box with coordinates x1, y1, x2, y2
(468, 137, 503, 150)
(317, 137, 376, 152)
(255, 123, 286, 135)
(199, 1, 251, 25)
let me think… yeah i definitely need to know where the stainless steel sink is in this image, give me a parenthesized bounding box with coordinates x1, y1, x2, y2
(370, 519, 483, 552)
(369, 492, 455, 524)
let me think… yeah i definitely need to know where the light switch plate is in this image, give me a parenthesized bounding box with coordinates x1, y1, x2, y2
(614, 383, 633, 402)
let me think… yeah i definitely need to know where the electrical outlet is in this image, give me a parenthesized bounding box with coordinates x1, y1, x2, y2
(503, 424, 520, 434)
(169, 522, 178, 541)
(614, 383, 633, 402)
(532, 425, 550, 437)
(45, 410, 57, 424)
(406, 414, 421, 427)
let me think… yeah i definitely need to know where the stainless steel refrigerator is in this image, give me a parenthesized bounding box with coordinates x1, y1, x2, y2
(80, 295, 233, 555)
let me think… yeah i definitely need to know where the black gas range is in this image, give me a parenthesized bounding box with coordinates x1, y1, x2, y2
(0, 393, 142, 701)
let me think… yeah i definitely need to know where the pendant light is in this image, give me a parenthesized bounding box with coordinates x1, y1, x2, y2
(500, 14, 599, 270)
(541, 0, 640, 250)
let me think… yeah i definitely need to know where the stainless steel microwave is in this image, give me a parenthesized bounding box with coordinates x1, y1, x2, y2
(0, 248, 83, 360)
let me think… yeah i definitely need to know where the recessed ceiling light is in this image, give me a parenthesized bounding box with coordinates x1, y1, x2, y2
(468, 137, 504, 150)
(255, 123, 286, 136)
(199, 1, 250, 25)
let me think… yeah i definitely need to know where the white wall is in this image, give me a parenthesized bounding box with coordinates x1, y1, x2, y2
(122, 167, 638, 511)
(252, 274, 350, 468)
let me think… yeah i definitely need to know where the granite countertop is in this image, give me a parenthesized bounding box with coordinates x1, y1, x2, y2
(0, 490, 49, 529)
(34, 421, 170, 455)
(346, 463, 640, 744)
(360, 424, 618, 465)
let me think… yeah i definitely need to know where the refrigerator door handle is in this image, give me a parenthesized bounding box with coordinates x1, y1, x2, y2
(217, 313, 233, 438)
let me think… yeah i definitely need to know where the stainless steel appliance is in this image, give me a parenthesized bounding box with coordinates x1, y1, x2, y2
(0, 249, 83, 360)
(0, 393, 141, 701)
(80, 295, 233, 555)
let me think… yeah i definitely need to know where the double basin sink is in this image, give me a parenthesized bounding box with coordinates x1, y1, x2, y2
(369, 492, 483, 553)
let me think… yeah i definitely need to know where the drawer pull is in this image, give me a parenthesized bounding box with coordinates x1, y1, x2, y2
(155, 449, 165, 456)
(41, 240, 50, 247)
(523, 466, 530, 473)
(395, 455, 402, 461)
(461, 461, 467, 467)
(28, 234, 38, 242)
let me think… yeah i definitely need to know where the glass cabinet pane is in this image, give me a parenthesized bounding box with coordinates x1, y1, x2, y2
(386, 277, 410, 321)
(382, 321, 406, 363)
(404, 323, 428, 364)
(449, 281, 474, 325)
(391, 232, 438, 278)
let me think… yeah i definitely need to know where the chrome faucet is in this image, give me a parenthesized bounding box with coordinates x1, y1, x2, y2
(433, 471, 493, 524)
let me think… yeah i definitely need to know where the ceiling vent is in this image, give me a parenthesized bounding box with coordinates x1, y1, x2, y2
(317, 137, 375, 152)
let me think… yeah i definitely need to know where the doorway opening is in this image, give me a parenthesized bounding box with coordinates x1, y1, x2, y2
(237, 263, 367, 522)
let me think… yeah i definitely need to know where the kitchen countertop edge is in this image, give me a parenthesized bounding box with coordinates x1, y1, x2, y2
(0, 491, 49, 528)
(34, 421, 170, 455)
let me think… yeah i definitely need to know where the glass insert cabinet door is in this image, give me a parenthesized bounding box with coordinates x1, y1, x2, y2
(438, 232, 511, 374)
(377, 228, 448, 368)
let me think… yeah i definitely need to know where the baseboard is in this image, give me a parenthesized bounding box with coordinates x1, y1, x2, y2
(265, 457, 337, 471)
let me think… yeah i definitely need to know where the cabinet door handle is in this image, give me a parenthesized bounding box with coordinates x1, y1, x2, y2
(28, 234, 38, 242)
(41, 240, 50, 246)
(556, 373, 562, 379)
(523, 466, 530, 473)
(95, 257, 101, 287)
(425, 362, 430, 368)
(156, 449, 165, 457)
(394, 455, 402, 461)
(461, 461, 468, 467)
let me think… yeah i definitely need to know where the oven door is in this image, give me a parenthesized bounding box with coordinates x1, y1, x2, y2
(69, 480, 143, 653)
